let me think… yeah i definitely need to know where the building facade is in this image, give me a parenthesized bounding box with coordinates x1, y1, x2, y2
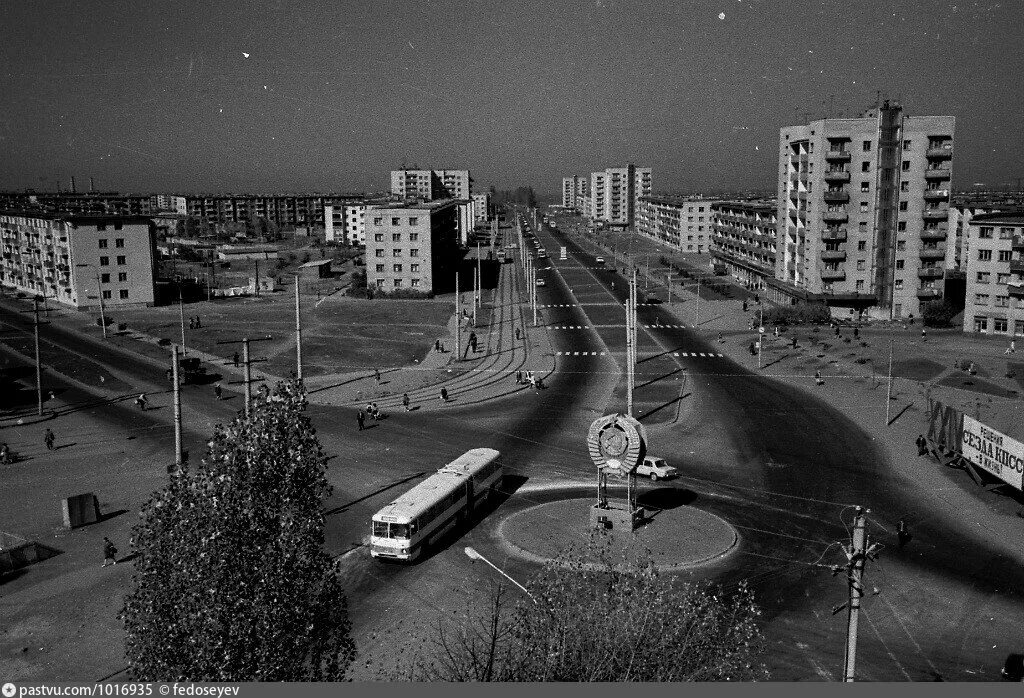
(962, 213, 1024, 337)
(0, 212, 156, 309)
(389, 169, 471, 202)
(710, 201, 778, 289)
(325, 203, 370, 245)
(364, 200, 462, 295)
(635, 196, 717, 252)
(585, 165, 651, 228)
(773, 102, 954, 319)
(472, 192, 490, 225)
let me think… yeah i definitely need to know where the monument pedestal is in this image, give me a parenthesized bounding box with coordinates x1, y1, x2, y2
(590, 502, 645, 533)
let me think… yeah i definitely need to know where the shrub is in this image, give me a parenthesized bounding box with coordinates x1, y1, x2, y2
(762, 303, 831, 326)
(921, 300, 957, 328)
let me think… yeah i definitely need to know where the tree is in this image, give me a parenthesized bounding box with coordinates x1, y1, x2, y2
(122, 381, 355, 681)
(921, 299, 958, 328)
(398, 539, 767, 681)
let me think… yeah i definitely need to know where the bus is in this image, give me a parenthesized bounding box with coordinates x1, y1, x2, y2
(496, 249, 507, 264)
(370, 448, 503, 561)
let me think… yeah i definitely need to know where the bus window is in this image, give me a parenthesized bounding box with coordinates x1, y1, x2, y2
(372, 520, 389, 537)
(391, 523, 410, 539)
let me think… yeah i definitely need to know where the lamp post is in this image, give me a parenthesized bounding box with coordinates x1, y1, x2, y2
(464, 546, 536, 603)
(75, 264, 107, 339)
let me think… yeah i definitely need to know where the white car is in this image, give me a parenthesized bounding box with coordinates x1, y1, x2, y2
(535, 278, 546, 287)
(595, 256, 605, 265)
(635, 456, 677, 481)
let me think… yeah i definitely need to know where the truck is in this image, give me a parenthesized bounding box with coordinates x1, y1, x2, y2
(180, 357, 207, 385)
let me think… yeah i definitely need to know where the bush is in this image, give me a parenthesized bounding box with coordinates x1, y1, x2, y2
(762, 303, 831, 326)
(921, 300, 957, 328)
(374, 288, 434, 300)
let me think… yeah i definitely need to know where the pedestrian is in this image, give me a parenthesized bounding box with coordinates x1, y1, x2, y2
(968, 361, 976, 374)
(44, 428, 55, 451)
(854, 327, 860, 339)
(374, 367, 381, 383)
(0, 442, 10, 464)
(48, 389, 55, 402)
(748, 341, 756, 356)
(195, 316, 202, 329)
(101, 537, 118, 567)
(402, 393, 410, 411)
(742, 300, 748, 312)
(371, 402, 380, 420)
(214, 383, 223, 400)
(440, 387, 449, 402)
(136, 393, 148, 411)
(897, 518, 911, 549)
(835, 326, 841, 337)
(921, 327, 927, 341)
(516, 370, 523, 384)
(166, 368, 173, 383)
(439, 341, 445, 353)
(435, 339, 441, 353)
(233, 351, 240, 368)
(718, 332, 725, 343)
(791, 335, 798, 349)
(815, 370, 825, 386)
(365, 402, 374, 419)
(357, 410, 365, 431)
(189, 317, 196, 330)
(916, 434, 928, 456)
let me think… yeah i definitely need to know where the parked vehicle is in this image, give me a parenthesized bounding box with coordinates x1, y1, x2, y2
(595, 256, 605, 265)
(635, 456, 677, 481)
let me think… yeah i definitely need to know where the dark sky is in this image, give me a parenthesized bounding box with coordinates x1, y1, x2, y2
(0, 0, 1019, 197)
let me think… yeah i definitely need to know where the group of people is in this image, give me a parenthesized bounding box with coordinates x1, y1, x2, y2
(515, 370, 543, 389)
(187, 315, 203, 330)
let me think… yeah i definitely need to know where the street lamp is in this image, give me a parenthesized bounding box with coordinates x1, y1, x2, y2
(464, 546, 537, 604)
(75, 263, 107, 339)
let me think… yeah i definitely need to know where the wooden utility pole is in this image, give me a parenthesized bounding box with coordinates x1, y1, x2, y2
(626, 270, 636, 417)
(695, 276, 701, 327)
(33, 298, 43, 415)
(171, 344, 183, 472)
(473, 266, 479, 327)
(294, 275, 303, 381)
(455, 271, 462, 361)
(843, 507, 868, 682)
(178, 283, 186, 355)
(885, 339, 894, 424)
(667, 274, 672, 304)
(242, 338, 252, 417)
(757, 304, 764, 370)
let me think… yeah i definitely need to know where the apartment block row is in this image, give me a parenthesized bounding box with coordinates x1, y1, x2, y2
(962, 213, 1024, 336)
(562, 165, 651, 227)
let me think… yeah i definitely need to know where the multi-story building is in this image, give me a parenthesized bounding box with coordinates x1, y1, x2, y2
(962, 212, 1024, 337)
(635, 196, 717, 252)
(389, 169, 471, 202)
(0, 212, 156, 309)
(582, 165, 651, 228)
(562, 177, 576, 209)
(561, 176, 591, 211)
(471, 192, 490, 225)
(711, 201, 778, 289)
(364, 200, 462, 295)
(772, 101, 955, 319)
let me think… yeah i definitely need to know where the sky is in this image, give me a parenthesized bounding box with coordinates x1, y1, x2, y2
(0, 0, 1020, 198)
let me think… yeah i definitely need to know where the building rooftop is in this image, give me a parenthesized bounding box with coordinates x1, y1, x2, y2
(0, 210, 155, 224)
(368, 198, 459, 211)
(968, 211, 1024, 226)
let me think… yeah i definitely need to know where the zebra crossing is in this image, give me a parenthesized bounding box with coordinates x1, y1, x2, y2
(554, 351, 607, 356)
(641, 323, 687, 329)
(553, 350, 725, 359)
(538, 303, 579, 308)
(550, 325, 590, 330)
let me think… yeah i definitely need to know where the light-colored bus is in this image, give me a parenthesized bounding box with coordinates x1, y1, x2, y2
(370, 448, 503, 561)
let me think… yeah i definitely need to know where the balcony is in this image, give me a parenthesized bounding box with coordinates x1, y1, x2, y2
(1008, 283, 1024, 299)
(917, 287, 942, 299)
(1013, 235, 1024, 252)
(1010, 260, 1024, 274)
(923, 188, 950, 201)
(821, 249, 847, 262)
(924, 166, 951, 180)
(918, 267, 944, 279)
(926, 146, 953, 159)
(824, 169, 850, 183)
(820, 268, 846, 281)
(919, 247, 946, 261)
(825, 150, 851, 161)
(921, 226, 948, 240)
(822, 209, 849, 223)
(821, 228, 848, 241)
(824, 190, 850, 204)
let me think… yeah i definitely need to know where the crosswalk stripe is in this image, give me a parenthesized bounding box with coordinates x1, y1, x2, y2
(673, 352, 679, 356)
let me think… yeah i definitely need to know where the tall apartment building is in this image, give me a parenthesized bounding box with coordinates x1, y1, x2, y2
(711, 201, 778, 289)
(364, 200, 462, 295)
(0, 212, 156, 309)
(635, 196, 717, 252)
(324, 203, 370, 245)
(390, 169, 471, 202)
(561, 176, 591, 211)
(581, 165, 651, 227)
(962, 212, 1024, 336)
(772, 102, 954, 319)
(472, 192, 490, 225)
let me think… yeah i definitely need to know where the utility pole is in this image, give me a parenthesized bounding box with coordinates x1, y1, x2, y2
(242, 338, 252, 417)
(473, 266, 479, 327)
(171, 344, 183, 472)
(96, 270, 107, 339)
(33, 298, 43, 415)
(294, 275, 302, 381)
(695, 275, 701, 327)
(626, 270, 636, 417)
(667, 274, 672, 304)
(178, 283, 186, 355)
(757, 304, 764, 370)
(476, 240, 482, 309)
(455, 271, 462, 361)
(885, 339, 894, 424)
(843, 507, 868, 682)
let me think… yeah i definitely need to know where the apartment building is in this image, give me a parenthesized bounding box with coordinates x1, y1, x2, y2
(583, 165, 651, 227)
(772, 101, 955, 319)
(472, 192, 490, 225)
(635, 196, 717, 252)
(962, 212, 1024, 337)
(364, 200, 462, 295)
(0, 212, 156, 309)
(389, 169, 471, 202)
(561, 175, 591, 212)
(710, 201, 778, 289)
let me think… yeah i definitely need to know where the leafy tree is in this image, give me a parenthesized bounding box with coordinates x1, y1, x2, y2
(397, 540, 767, 681)
(921, 299, 957, 328)
(122, 381, 355, 681)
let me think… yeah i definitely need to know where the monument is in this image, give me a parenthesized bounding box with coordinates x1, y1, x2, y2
(587, 413, 647, 532)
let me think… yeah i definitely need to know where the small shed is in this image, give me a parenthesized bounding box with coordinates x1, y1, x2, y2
(299, 259, 332, 279)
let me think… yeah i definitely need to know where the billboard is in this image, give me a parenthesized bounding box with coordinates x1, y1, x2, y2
(926, 398, 963, 452)
(961, 416, 1024, 492)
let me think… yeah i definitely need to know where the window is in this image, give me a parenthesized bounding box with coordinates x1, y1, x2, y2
(863, 140, 872, 152)
(116, 256, 126, 265)
(857, 222, 867, 233)
(410, 264, 420, 273)
(409, 233, 419, 241)
(978, 249, 992, 261)
(375, 279, 385, 288)
(118, 272, 127, 282)
(995, 318, 1009, 333)
(974, 316, 988, 332)
(410, 249, 419, 258)
(862, 162, 871, 172)
(393, 264, 402, 273)
(373, 217, 383, 225)
(861, 182, 870, 192)
(857, 241, 867, 251)
(897, 241, 906, 251)
(102, 290, 112, 299)
(900, 181, 909, 192)
(894, 279, 903, 290)
(374, 233, 384, 242)
(409, 217, 419, 226)
(375, 249, 384, 258)
(898, 201, 908, 211)
(997, 273, 1010, 284)
(100, 273, 111, 283)
(114, 223, 123, 230)
(860, 202, 869, 212)
(115, 238, 124, 248)
(998, 250, 1012, 262)
(975, 293, 990, 304)
(375, 264, 385, 272)
(393, 279, 403, 287)
(978, 227, 993, 239)
(856, 260, 866, 271)
(99, 256, 109, 266)
(119, 289, 129, 299)
(901, 161, 911, 171)
(856, 280, 865, 290)
(392, 233, 401, 242)
(391, 217, 400, 226)
(393, 249, 402, 257)
(1016, 320, 1024, 336)
(896, 260, 904, 270)
(411, 278, 421, 287)
(995, 296, 1010, 308)
(1000, 227, 1016, 239)
(897, 221, 907, 231)
(97, 224, 107, 231)
(98, 239, 108, 249)
(903, 140, 912, 149)
(977, 272, 991, 283)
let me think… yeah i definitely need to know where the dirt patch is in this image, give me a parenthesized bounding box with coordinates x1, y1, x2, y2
(890, 359, 946, 382)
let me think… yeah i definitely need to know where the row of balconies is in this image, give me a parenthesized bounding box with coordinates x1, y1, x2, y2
(923, 188, 950, 201)
(1008, 282, 1024, 299)
(924, 166, 951, 179)
(917, 287, 942, 299)
(926, 145, 953, 159)
(918, 267, 944, 279)
(824, 170, 851, 183)
(823, 190, 850, 204)
(1009, 259, 1024, 274)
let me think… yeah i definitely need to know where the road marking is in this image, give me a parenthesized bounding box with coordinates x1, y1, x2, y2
(673, 352, 679, 356)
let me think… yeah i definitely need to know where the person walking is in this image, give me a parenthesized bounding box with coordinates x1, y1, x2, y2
(0, 442, 11, 465)
(214, 383, 223, 400)
(101, 537, 118, 567)
(402, 393, 410, 411)
(374, 367, 381, 383)
(44, 428, 55, 451)
(515, 327, 521, 341)
(357, 410, 365, 431)
(435, 339, 441, 353)
(189, 317, 196, 330)
(195, 316, 202, 329)
(854, 327, 860, 339)
(921, 327, 927, 341)
(233, 351, 240, 368)
(440, 387, 449, 402)
(815, 370, 825, 386)
(897, 518, 911, 549)
(365, 402, 374, 419)
(516, 370, 523, 384)
(371, 402, 380, 420)
(136, 393, 148, 411)
(916, 434, 928, 456)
